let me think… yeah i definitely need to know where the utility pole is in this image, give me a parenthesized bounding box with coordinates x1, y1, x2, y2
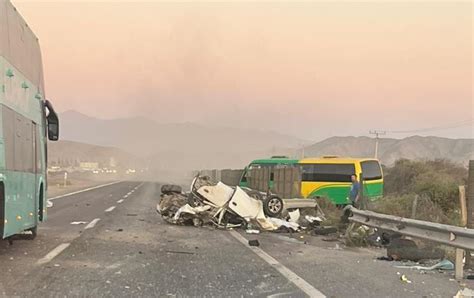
(369, 130, 386, 159)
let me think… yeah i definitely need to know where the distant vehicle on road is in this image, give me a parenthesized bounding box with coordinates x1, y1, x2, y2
(299, 157, 384, 204)
(0, 0, 59, 240)
(239, 156, 298, 188)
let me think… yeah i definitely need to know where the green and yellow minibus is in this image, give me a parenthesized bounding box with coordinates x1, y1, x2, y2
(239, 156, 383, 205)
(299, 157, 383, 204)
(239, 156, 298, 188)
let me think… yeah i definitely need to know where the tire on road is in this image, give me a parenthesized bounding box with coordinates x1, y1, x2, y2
(24, 226, 37, 240)
(161, 184, 182, 195)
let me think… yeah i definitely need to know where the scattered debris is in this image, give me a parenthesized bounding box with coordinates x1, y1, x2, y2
(305, 215, 323, 223)
(400, 274, 412, 283)
(268, 218, 300, 232)
(377, 256, 394, 261)
(387, 238, 444, 261)
(395, 259, 454, 271)
(161, 184, 183, 195)
(288, 209, 300, 223)
(165, 250, 195, 255)
(70, 221, 87, 225)
(248, 240, 260, 247)
(454, 288, 474, 298)
(311, 226, 337, 236)
(246, 229, 260, 234)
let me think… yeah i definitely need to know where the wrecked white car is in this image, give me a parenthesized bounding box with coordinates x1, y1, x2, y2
(157, 175, 324, 232)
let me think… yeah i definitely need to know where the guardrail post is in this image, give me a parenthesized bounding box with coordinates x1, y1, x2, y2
(458, 185, 468, 277)
(411, 195, 419, 218)
(456, 248, 464, 280)
(466, 160, 474, 268)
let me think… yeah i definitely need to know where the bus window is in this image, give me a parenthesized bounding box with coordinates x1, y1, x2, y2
(301, 164, 355, 182)
(2, 106, 15, 171)
(361, 160, 382, 180)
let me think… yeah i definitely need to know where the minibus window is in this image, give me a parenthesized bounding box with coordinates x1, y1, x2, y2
(361, 161, 383, 180)
(301, 164, 355, 182)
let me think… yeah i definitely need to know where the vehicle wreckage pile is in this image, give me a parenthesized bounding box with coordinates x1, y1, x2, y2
(156, 176, 327, 233)
(156, 176, 454, 264)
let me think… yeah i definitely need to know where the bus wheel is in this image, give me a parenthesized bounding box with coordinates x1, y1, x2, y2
(25, 226, 37, 240)
(263, 195, 283, 218)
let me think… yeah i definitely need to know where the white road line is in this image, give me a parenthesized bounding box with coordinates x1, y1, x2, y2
(123, 194, 129, 198)
(49, 181, 122, 201)
(105, 206, 116, 212)
(228, 230, 325, 298)
(117, 199, 124, 204)
(37, 243, 71, 265)
(85, 218, 101, 230)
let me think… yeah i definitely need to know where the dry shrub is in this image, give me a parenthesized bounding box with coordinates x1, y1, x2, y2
(371, 194, 458, 225)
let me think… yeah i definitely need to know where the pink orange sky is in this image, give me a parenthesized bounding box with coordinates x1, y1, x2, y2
(12, 1, 473, 140)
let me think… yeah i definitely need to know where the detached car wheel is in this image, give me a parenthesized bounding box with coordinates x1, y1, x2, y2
(161, 184, 182, 195)
(263, 195, 283, 217)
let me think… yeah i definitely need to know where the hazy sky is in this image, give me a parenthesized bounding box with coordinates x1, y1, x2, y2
(13, 0, 473, 140)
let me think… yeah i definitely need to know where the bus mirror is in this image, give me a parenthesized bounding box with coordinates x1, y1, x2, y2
(48, 121, 59, 141)
(44, 100, 59, 141)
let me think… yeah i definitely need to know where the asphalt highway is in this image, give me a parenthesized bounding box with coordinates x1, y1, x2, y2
(0, 181, 469, 297)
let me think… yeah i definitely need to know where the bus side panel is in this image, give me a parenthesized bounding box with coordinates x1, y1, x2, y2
(3, 172, 36, 238)
(0, 182, 4, 238)
(303, 182, 351, 205)
(364, 180, 384, 200)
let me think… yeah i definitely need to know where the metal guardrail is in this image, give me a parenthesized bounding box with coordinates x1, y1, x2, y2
(347, 206, 474, 250)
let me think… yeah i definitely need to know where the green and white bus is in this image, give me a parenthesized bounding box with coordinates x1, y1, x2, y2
(0, 0, 59, 240)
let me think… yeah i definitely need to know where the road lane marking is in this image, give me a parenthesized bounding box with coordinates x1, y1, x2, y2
(85, 218, 101, 229)
(49, 181, 122, 201)
(117, 199, 124, 204)
(228, 230, 325, 298)
(105, 206, 116, 212)
(123, 194, 129, 198)
(37, 243, 70, 265)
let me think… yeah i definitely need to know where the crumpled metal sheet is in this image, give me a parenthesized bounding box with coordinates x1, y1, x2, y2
(157, 192, 214, 226)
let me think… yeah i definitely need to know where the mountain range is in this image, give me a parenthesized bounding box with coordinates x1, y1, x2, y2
(304, 136, 474, 166)
(54, 111, 474, 172)
(57, 110, 305, 172)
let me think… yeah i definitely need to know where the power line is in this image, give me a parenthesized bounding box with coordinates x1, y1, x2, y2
(387, 118, 474, 134)
(369, 130, 386, 159)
